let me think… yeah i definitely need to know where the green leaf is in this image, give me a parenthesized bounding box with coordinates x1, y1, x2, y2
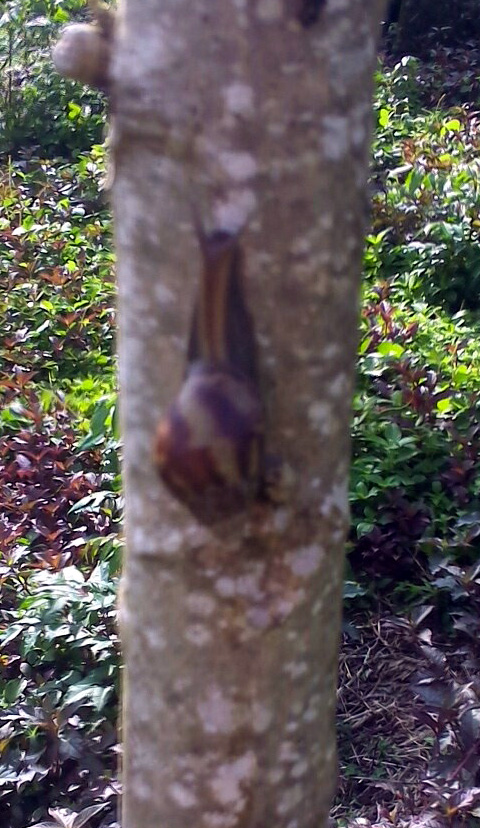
(436, 398, 452, 413)
(63, 681, 112, 711)
(343, 580, 366, 600)
(376, 342, 405, 358)
(3, 678, 27, 704)
(67, 102, 82, 121)
(72, 804, 107, 828)
(26, 822, 57, 828)
(444, 118, 461, 132)
(378, 108, 390, 128)
(356, 522, 375, 536)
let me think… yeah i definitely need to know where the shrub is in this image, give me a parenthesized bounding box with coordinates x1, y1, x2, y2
(0, 562, 120, 828)
(0, 0, 106, 158)
(349, 66, 480, 592)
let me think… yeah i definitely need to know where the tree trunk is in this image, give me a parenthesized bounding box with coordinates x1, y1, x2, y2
(55, 1, 384, 826)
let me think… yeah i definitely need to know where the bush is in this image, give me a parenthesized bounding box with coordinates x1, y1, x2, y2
(0, 141, 121, 827)
(0, 0, 106, 158)
(385, 0, 480, 58)
(349, 62, 480, 592)
(0, 561, 120, 828)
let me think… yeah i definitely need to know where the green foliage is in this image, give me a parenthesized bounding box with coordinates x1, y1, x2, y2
(0, 561, 120, 828)
(372, 69, 480, 311)
(0, 0, 106, 157)
(0, 146, 114, 427)
(0, 135, 119, 826)
(385, 0, 480, 61)
(348, 61, 480, 594)
(30, 804, 109, 828)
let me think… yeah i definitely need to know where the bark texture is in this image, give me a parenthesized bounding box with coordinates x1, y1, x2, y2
(111, 1, 384, 826)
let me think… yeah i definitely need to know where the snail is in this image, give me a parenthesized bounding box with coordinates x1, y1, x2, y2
(155, 222, 265, 524)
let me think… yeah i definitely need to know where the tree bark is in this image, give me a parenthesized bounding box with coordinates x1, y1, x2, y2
(100, 1, 382, 825)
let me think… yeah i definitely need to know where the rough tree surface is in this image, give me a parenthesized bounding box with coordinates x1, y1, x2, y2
(107, 1, 385, 826)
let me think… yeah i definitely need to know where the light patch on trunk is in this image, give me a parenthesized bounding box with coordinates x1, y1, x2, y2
(209, 752, 257, 807)
(291, 759, 309, 778)
(322, 343, 340, 361)
(235, 571, 262, 598)
(290, 235, 312, 257)
(246, 605, 271, 629)
(268, 767, 285, 785)
(223, 82, 254, 117)
(160, 527, 184, 555)
(186, 591, 216, 617)
(303, 695, 321, 722)
(256, 0, 283, 21)
(214, 189, 257, 230)
(215, 576, 236, 597)
(154, 282, 176, 304)
(283, 660, 308, 679)
(185, 623, 212, 646)
(279, 741, 301, 763)
(218, 151, 258, 182)
(168, 782, 198, 808)
(252, 701, 273, 733)
(197, 685, 234, 734)
(202, 811, 238, 828)
(287, 543, 324, 577)
(321, 115, 350, 161)
(319, 479, 349, 518)
(329, 372, 350, 398)
(276, 783, 305, 815)
(143, 627, 167, 650)
(308, 400, 336, 435)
